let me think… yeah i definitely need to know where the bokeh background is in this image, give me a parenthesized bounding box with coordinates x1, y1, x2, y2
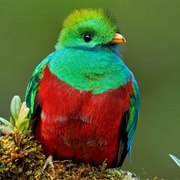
(0, 1, 180, 179)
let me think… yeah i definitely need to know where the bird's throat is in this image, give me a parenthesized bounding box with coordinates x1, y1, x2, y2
(48, 48, 130, 94)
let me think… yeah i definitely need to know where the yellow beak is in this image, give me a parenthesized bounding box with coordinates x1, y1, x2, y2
(110, 33, 126, 44)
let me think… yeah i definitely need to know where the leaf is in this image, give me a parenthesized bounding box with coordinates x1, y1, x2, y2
(19, 119, 29, 133)
(10, 95, 22, 120)
(169, 154, 180, 167)
(19, 102, 27, 115)
(18, 108, 30, 125)
(10, 117, 15, 130)
(0, 117, 12, 128)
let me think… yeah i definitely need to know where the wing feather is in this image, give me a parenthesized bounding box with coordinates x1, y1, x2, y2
(116, 73, 140, 167)
(126, 73, 140, 155)
(24, 55, 51, 117)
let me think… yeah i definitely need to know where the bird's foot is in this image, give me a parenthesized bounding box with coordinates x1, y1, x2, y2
(42, 155, 55, 176)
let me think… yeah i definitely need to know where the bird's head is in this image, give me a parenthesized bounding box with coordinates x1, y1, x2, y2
(58, 9, 126, 50)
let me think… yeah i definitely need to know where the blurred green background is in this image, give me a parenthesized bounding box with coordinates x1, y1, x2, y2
(0, 1, 180, 179)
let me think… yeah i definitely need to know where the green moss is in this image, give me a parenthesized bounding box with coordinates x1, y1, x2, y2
(0, 131, 45, 179)
(0, 131, 138, 180)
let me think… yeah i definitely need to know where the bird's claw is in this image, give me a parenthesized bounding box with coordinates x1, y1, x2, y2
(42, 155, 55, 176)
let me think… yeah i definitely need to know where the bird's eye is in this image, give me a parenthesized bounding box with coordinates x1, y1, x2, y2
(83, 34, 92, 42)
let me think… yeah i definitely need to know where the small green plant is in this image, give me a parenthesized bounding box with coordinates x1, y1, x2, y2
(169, 154, 180, 167)
(0, 95, 30, 135)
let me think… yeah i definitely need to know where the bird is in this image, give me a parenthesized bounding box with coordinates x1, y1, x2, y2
(25, 8, 140, 168)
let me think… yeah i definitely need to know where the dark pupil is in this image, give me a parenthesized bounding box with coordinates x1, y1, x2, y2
(84, 34, 92, 42)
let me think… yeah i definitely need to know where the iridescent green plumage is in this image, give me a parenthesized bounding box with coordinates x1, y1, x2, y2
(59, 9, 118, 48)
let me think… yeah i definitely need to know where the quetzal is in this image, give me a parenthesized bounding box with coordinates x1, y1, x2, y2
(25, 9, 140, 168)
